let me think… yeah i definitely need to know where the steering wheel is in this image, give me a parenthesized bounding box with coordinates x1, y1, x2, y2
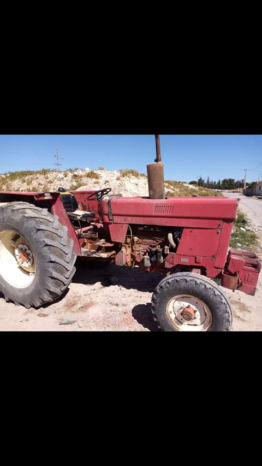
(86, 188, 112, 201)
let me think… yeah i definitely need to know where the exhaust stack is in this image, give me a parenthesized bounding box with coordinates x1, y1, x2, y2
(147, 135, 165, 199)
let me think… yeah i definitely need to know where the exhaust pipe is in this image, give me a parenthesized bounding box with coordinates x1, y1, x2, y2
(147, 135, 165, 199)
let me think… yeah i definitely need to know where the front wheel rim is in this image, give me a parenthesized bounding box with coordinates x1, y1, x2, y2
(166, 294, 212, 331)
(0, 230, 36, 288)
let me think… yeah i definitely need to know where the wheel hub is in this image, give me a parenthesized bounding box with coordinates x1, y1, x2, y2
(0, 230, 36, 289)
(15, 243, 34, 269)
(181, 306, 196, 321)
(19, 249, 28, 262)
(166, 294, 212, 331)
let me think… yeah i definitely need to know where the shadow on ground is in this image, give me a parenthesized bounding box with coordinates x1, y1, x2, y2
(73, 260, 164, 331)
(0, 260, 165, 331)
(73, 259, 164, 293)
(132, 303, 160, 331)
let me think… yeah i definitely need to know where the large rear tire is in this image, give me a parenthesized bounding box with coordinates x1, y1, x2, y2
(151, 272, 232, 331)
(0, 202, 77, 309)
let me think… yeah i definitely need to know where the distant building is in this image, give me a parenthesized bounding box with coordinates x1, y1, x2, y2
(245, 180, 262, 196)
(255, 180, 262, 195)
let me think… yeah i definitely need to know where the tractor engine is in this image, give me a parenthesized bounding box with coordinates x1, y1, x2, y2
(108, 225, 182, 270)
(76, 222, 183, 270)
(121, 226, 167, 268)
(77, 223, 116, 261)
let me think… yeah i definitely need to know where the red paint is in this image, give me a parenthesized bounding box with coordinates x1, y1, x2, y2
(99, 197, 237, 226)
(115, 248, 127, 266)
(51, 195, 81, 256)
(215, 222, 233, 268)
(223, 249, 261, 295)
(177, 228, 221, 257)
(1, 190, 260, 296)
(0, 191, 81, 255)
(108, 224, 128, 242)
(165, 253, 220, 277)
(72, 191, 100, 218)
(75, 225, 94, 235)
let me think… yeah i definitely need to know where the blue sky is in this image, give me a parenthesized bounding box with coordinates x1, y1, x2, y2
(0, 135, 262, 183)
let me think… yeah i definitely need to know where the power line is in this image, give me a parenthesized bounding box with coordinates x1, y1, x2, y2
(246, 161, 262, 171)
(53, 149, 63, 171)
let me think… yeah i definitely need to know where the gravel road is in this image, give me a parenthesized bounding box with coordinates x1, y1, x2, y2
(224, 192, 262, 231)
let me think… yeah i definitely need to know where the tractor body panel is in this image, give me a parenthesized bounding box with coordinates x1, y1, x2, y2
(99, 195, 238, 277)
(0, 191, 82, 256)
(99, 196, 238, 225)
(1, 190, 261, 295)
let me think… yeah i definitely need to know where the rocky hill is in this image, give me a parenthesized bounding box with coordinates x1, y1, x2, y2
(0, 168, 222, 197)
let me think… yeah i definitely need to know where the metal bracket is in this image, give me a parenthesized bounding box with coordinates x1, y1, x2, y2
(108, 199, 114, 222)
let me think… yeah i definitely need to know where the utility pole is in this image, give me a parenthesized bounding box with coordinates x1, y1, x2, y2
(53, 149, 63, 171)
(244, 169, 247, 191)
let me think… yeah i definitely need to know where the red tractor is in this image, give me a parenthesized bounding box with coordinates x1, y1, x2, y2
(0, 135, 261, 331)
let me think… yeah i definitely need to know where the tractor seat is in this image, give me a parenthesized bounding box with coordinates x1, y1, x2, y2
(58, 188, 95, 222)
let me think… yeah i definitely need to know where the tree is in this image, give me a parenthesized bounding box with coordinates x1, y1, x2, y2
(228, 178, 235, 189)
(198, 176, 205, 187)
(189, 181, 197, 185)
(235, 180, 243, 188)
(221, 179, 229, 189)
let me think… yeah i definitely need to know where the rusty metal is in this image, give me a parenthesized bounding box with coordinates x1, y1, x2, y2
(221, 272, 238, 291)
(75, 225, 94, 235)
(81, 249, 115, 258)
(146, 135, 165, 199)
(164, 245, 170, 255)
(95, 240, 114, 247)
(77, 202, 85, 211)
(19, 250, 29, 262)
(81, 239, 99, 251)
(147, 162, 165, 199)
(181, 306, 195, 321)
(224, 249, 261, 295)
(154, 135, 162, 163)
(115, 248, 127, 266)
(191, 268, 201, 274)
(81, 237, 115, 251)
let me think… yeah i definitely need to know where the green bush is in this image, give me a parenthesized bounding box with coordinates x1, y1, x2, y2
(69, 182, 86, 190)
(230, 210, 257, 250)
(119, 169, 140, 178)
(86, 171, 100, 180)
(235, 212, 247, 226)
(4, 168, 51, 182)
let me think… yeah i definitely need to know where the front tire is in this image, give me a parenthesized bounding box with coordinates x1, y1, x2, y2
(0, 202, 77, 309)
(151, 272, 232, 331)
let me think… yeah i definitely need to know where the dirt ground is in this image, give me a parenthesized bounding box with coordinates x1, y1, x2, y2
(0, 261, 163, 331)
(0, 193, 262, 331)
(1, 254, 262, 332)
